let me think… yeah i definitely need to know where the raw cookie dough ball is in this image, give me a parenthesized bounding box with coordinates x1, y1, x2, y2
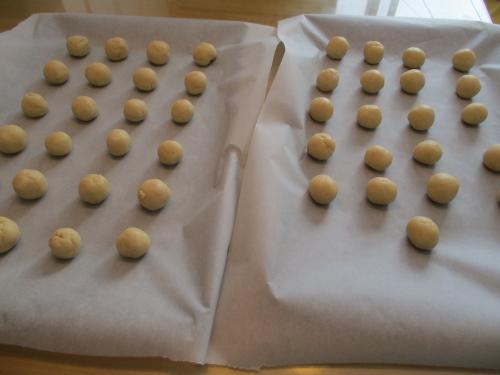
(483, 144, 500, 172)
(413, 140, 442, 166)
(116, 227, 150, 259)
(316, 68, 339, 92)
(0, 217, 20, 253)
(357, 105, 382, 129)
(366, 177, 397, 205)
(185, 71, 208, 95)
(147, 40, 170, 65)
(0, 124, 26, 154)
(364, 145, 393, 172)
(461, 103, 488, 126)
(400, 69, 425, 94)
(360, 69, 384, 94)
(85, 62, 112, 87)
(408, 104, 435, 131)
(137, 178, 171, 211)
(326, 36, 349, 60)
(158, 140, 183, 166)
(45, 131, 72, 156)
(66, 35, 90, 57)
(453, 48, 476, 73)
(21, 92, 48, 118)
(426, 173, 460, 204)
(364, 41, 384, 65)
(49, 228, 81, 260)
(133, 67, 158, 92)
(308, 174, 338, 205)
(406, 216, 439, 251)
(79, 174, 109, 204)
(123, 98, 148, 122)
(12, 169, 48, 200)
(193, 42, 217, 66)
(43, 60, 69, 85)
(309, 97, 334, 123)
(307, 133, 335, 161)
(456, 75, 481, 99)
(106, 129, 131, 157)
(402, 47, 426, 69)
(171, 99, 194, 124)
(72, 96, 98, 121)
(105, 37, 128, 61)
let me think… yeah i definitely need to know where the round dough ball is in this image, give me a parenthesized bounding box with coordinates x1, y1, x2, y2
(45, 131, 72, 157)
(158, 140, 183, 166)
(308, 174, 338, 205)
(326, 36, 349, 60)
(406, 216, 439, 251)
(364, 41, 384, 65)
(456, 75, 481, 99)
(137, 178, 171, 211)
(309, 97, 334, 123)
(123, 98, 148, 122)
(364, 145, 393, 172)
(147, 40, 170, 65)
(453, 48, 476, 73)
(49, 228, 81, 260)
(483, 144, 500, 172)
(413, 140, 442, 166)
(79, 174, 109, 204)
(360, 69, 384, 94)
(72, 96, 98, 122)
(66, 35, 90, 58)
(193, 42, 217, 66)
(133, 67, 158, 92)
(307, 133, 335, 161)
(43, 60, 69, 85)
(357, 105, 382, 129)
(106, 129, 131, 157)
(0, 217, 20, 253)
(461, 103, 488, 126)
(426, 173, 460, 204)
(116, 227, 150, 259)
(171, 99, 194, 124)
(366, 177, 397, 205)
(85, 62, 112, 87)
(0, 124, 26, 154)
(105, 37, 128, 61)
(12, 169, 48, 200)
(316, 68, 339, 92)
(402, 47, 426, 69)
(408, 104, 435, 131)
(21, 92, 48, 118)
(400, 69, 425, 94)
(185, 71, 208, 96)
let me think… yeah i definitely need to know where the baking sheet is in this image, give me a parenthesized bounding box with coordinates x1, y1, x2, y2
(0, 13, 277, 363)
(207, 15, 500, 369)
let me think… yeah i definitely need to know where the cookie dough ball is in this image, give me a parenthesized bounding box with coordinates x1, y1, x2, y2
(0, 217, 20, 253)
(116, 227, 150, 259)
(106, 129, 131, 157)
(408, 104, 435, 131)
(406, 216, 439, 251)
(483, 144, 500, 172)
(308, 174, 338, 205)
(79, 174, 109, 204)
(12, 169, 48, 200)
(309, 97, 334, 123)
(49, 228, 81, 260)
(171, 99, 194, 124)
(307, 133, 335, 161)
(364, 41, 384, 65)
(326, 36, 349, 60)
(137, 178, 171, 211)
(402, 47, 426, 69)
(158, 140, 183, 166)
(0, 124, 26, 154)
(123, 98, 148, 122)
(456, 75, 481, 99)
(43, 60, 69, 85)
(133, 67, 158, 92)
(45, 131, 72, 156)
(400, 69, 425, 94)
(316, 68, 339, 92)
(413, 140, 442, 166)
(360, 69, 384, 94)
(366, 177, 397, 205)
(105, 37, 128, 61)
(185, 71, 208, 96)
(461, 103, 488, 126)
(357, 105, 382, 129)
(66, 35, 90, 57)
(364, 145, 393, 172)
(193, 42, 217, 66)
(453, 48, 476, 73)
(21, 92, 48, 118)
(147, 40, 170, 65)
(72, 96, 98, 122)
(427, 173, 460, 204)
(85, 62, 112, 87)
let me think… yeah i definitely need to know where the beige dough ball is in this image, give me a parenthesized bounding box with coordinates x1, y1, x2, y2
(357, 105, 382, 129)
(406, 216, 439, 251)
(185, 71, 208, 95)
(116, 227, 150, 259)
(360, 69, 384, 94)
(66, 35, 90, 57)
(171, 99, 194, 124)
(408, 104, 435, 131)
(364, 41, 384, 65)
(364, 145, 393, 172)
(193, 42, 217, 66)
(106, 129, 131, 157)
(43, 60, 69, 85)
(123, 98, 148, 122)
(413, 140, 442, 166)
(158, 140, 183, 166)
(79, 174, 109, 204)
(461, 103, 488, 126)
(308, 174, 338, 205)
(45, 131, 72, 156)
(105, 37, 128, 61)
(316, 68, 339, 92)
(402, 47, 426, 69)
(21, 92, 48, 118)
(309, 97, 334, 123)
(0, 217, 20, 253)
(366, 177, 397, 205)
(426, 173, 460, 204)
(12, 169, 48, 200)
(0, 124, 26, 154)
(456, 75, 481, 99)
(72, 96, 98, 122)
(483, 144, 500, 172)
(326, 36, 349, 60)
(133, 67, 158, 92)
(400, 69, 425, 94)
(49, 228, 81, 260)
(137, 178, 171, 211)
(147, 40, 170, 65)
(85, 62, 112, 87)
(307, 133, 335, 161)
(453, 48, 476, 73)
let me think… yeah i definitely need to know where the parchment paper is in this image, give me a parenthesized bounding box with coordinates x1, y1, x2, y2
(0, 13, 277, 363)
(208, 15, 500, 369)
